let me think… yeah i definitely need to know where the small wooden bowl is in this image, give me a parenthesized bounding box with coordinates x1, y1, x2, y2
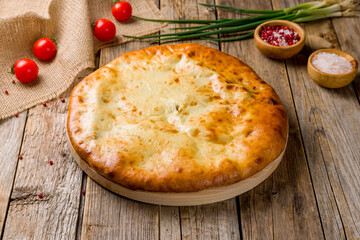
(307, 49, 358, 88)
(254, 20, 305, 59)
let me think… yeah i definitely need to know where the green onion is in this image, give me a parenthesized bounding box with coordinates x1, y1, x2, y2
(169, 26, 204, 30)
(201, 32, 254, 42)
(125, 12, 286, 40)
(132, 15, 223, 24)
(150, 14, 296, 42)
(198, 3, 282, 14)
(283, 1, 325, 14)
(125, 1, 359, 43)
(293, 10, 358, 22)
(302, 4, 341, 14)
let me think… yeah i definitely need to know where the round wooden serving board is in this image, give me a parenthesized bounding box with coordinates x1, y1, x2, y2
(67, 132, 287, 206)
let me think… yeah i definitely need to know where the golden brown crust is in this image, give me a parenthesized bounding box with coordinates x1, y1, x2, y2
(67, 44, 288, 192)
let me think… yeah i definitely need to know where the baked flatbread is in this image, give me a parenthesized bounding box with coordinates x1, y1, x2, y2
(67, 44, 288, 192)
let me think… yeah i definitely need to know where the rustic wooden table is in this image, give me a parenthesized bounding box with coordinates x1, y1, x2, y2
(1, 0, 359, 239)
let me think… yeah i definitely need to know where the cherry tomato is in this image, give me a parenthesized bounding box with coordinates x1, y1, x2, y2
(92, 19, 116, 42)
(11, 59, 39, 83)
(33, 38, 57, 61)
(112, 1, 132, 22)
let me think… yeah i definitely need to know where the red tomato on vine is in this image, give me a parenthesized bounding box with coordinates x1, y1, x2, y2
(92, 19, 116, 42)
(33, 38, 57, 61)
(112, 1, 132, 22)
(10, 59, 39, 83)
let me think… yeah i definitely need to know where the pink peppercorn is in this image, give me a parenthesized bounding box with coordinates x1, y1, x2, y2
(260, 25, 300, 47)
(49, 160, 53, 165)
(61, 98, 65, 103)
(14, 113, 19, 117)
(4, 90, 8, 94)
(43, 102, 47, 107)
(18, 155, 23, 159)
(38, 193, 43, 198)
(82, 190, 86, 195)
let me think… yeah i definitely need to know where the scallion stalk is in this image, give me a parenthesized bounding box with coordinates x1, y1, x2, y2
(294, 11, 342, 22)
(201, 32, 254, 42)
(283, 1, 325, 14)
(198, 3, 282, 14)
(132, 15, 224, 24)
(150, 14, 296, 42)
(301, 4, 341, 14)
(125, 12, 285, 40)
(124, 1, 359, 43)
(169, 26, 204, 30)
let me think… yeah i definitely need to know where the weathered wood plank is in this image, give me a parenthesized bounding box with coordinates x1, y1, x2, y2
(160, 0, 240, 239)
(331, 15, 360, 101)
(80, 41, 160, 240)
(81, 178, 159, 240)
(160, 206, 181, 240)
(75, 50, 100, 240)
(217, 0, 324, 239)
(273, 0, 360, 239)
(0, 111, 27, 237)
(180, 202, 240, 240)
(2, 86, 84, 239)
(157, 1, 185, 238)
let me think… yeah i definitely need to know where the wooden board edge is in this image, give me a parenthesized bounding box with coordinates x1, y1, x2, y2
(66, 128, 288, 206)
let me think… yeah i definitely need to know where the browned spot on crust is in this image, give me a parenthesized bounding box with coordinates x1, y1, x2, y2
(107, 171, 115, 179)
(245, 130, 253, 137)
(241, 87, 249, 92)
(174, 78, 180, 83)
(226, 79, 234, 83)
(188, 51, 196, 58)
(226, 85, 238, 90)
(269, 98, 279, 105)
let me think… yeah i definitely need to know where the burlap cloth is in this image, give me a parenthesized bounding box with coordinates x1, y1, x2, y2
(0, 0, 164, 119)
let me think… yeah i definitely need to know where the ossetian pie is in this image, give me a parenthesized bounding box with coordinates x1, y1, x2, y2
(67, 44, 288, 192)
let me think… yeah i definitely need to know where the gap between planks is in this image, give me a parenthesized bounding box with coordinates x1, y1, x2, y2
(0, 109, 28, 238)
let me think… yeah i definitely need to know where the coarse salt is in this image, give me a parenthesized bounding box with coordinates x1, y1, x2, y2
(312, 52, 353, 75)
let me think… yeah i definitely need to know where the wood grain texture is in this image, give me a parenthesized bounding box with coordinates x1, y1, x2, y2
(180, 202, 240, 240)
(160, 206, 181, 240)
(2, 88, 84, 239)
(81, 176, 159, 240)
(273, 0, 360, 239)
(80, 42, 160, 240)
(217, 0, 324, 239)
(161, 0, 240, 239)
(0, 111, 27, 237)
(331, 15, 360, 101)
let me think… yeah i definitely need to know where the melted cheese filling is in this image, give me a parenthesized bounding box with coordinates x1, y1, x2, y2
(77, 53, 254, 170)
